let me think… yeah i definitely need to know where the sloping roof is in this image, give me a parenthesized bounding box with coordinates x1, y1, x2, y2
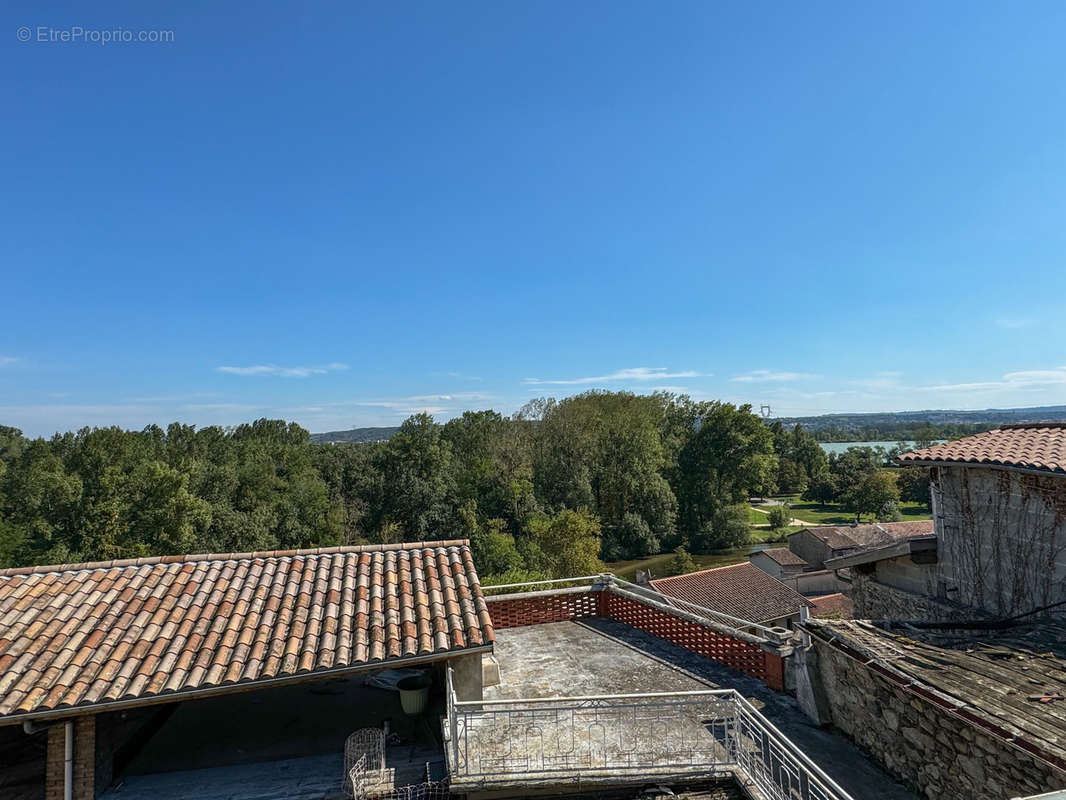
(808, 593, 852, 619)
(650, 563, 813, 624)
(792, 526, 859, 550)
(807, 619, 1066, 766)
(0, 541, 493, 723)
(754, 547, 808, 567)
(793, 521, 934, 552)
(898, 424, 1066, 475)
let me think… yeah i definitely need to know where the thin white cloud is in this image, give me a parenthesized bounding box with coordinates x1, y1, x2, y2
(730, 370, 819, 383)
(523, 367, 705, 386)
(993, 315, 1036, 330)
(216, 362, 349, 378)
(446, 371, 483, 382)
(0, 356, 18, 367)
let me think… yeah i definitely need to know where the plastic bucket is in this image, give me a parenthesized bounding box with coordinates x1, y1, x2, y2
(397, 674, 431, 715)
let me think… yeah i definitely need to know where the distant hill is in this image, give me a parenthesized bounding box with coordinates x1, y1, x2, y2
(774, 405, 1066, 442)
(310, 426, 400, 444)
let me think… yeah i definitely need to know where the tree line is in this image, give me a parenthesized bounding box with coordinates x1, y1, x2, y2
(0, 392, 925, 582)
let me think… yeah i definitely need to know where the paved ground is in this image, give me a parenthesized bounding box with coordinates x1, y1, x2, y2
(488, 620, 918, 800)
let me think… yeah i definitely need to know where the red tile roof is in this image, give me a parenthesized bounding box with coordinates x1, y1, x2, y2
(0, 541, 493, 722)
(808, 593, 852, 619)
(650, 562, 812, 625)
(899, 424, 1066, 475)
(754, 547, 808, 567)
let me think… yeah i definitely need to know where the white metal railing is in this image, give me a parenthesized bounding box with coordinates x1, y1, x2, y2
(446, 666, 853, 800)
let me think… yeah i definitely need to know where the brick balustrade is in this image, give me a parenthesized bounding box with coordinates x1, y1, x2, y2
(485, 586, 785, 691)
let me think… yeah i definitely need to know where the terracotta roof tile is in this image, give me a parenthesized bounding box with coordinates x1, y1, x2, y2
(0, 540, 492, 721)
(650, 562, 813, 624)
(899, 424, 1066, 474)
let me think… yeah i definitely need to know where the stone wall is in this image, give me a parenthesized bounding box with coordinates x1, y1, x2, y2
(933, 465, 1066, 618)
(850, 570, 981, 622)
(810, 637, 1065, 799)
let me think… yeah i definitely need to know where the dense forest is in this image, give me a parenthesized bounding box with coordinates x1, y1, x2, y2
(0, 392, 926, 582)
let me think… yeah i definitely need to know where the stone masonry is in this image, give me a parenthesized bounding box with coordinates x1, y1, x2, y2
(809, 637, 1064, 799)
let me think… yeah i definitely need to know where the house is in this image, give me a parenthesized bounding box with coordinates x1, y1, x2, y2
(787, 521, 934, 570)
(0, 541, 897, 800)
(824, 531, 939, 619)
(0, 541, 494, 800)
(749, 547, 808, 580)
(650, 562, 813, 629)
(898, 423, 1066, 620)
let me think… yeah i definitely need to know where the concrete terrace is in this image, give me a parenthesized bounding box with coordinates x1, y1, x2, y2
(483, 619, 919, 800)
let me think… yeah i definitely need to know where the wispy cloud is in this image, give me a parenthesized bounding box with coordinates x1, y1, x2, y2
(730, 370, 818, 383)
(523, 367, 705, 386)
(993, 315, 1036, 330)
(216, 362, 349, 378)
(921, 367, 1066, 393)
(0, 356, 19, 367)
(446, 371, 483, 382)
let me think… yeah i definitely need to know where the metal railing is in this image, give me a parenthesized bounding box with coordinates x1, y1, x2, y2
(481, 573, 791, 642)
(446, 667, 853, 800)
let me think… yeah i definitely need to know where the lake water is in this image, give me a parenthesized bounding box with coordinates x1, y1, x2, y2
(818, 440, 941, 455)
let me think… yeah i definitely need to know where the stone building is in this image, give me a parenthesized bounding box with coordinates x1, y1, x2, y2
(748, 547, 808, 580)
(899, 424, 1066, 621)
(787, 521, 933, 571)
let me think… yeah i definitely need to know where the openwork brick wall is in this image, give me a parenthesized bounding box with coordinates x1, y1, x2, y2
(602, 591, 782, 690)
(485, 589, 603, 629)
(485, 587, 784, 691)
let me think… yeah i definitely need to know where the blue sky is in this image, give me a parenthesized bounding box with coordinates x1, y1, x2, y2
(3, 1, 1066, 436)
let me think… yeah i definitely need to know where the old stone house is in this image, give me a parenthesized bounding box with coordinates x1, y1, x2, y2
(899, 423, 1066, 620)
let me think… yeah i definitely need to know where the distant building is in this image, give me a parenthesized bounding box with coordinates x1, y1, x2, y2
(787, 520, 934, 571)
(651, 562, 813, 629)
(749, 547, 808, 580)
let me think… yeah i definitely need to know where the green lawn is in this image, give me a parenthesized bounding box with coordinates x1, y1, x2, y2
(755, 494, 932, 526)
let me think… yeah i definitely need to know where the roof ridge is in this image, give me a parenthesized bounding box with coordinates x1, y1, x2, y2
(998, 422, 1066, 430)
(651, 561, 753, 582)
(0, 539, 471, 579)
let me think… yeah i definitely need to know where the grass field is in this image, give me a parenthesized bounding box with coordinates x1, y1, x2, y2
(755, 495, 932, 526)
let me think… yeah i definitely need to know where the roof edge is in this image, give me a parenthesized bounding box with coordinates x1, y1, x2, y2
(0, 539, 471, 579)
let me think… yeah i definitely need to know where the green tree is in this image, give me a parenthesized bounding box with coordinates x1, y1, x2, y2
(666, 546, 696, 576)
(766, 504, 790, 531)
(689, 503, 751, 553)
(843, 470, 900, 521)
(896, 466, 931, 508)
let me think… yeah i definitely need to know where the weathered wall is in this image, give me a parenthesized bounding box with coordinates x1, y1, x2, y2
(850, 567, 979, 622)
(748, 552, 787, 579)
(787, 530, 834, 570)
(780, 569, 841, 596)
(810, 637, 1065, 799)
(933, 466, 1066, 618)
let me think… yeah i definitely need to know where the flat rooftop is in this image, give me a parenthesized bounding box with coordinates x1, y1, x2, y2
(808, 619, 1066, 766)
(486, 619, 918, 800)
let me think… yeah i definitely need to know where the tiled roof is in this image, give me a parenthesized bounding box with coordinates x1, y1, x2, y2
(650, 563, 812, 625)
(794, 520, 933, 551)
(0, 541, 493, 722)
(793, 526, 860, 550)
(754, 548, 808, 567)
(808, 593, 852, 619)
(898, 424, 1066, 475)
